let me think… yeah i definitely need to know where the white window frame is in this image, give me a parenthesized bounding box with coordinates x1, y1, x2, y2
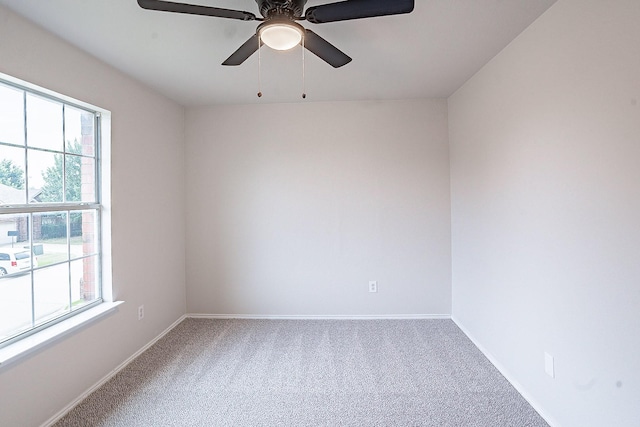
(0, 73, 118, 368)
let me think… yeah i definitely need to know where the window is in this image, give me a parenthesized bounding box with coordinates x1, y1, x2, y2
(0, 75, 105, 348)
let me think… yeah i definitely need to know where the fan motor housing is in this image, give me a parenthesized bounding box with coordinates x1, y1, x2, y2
(256, 0, 307, 19)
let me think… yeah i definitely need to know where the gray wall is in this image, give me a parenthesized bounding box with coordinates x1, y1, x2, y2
(185, 100, 451, 316)
(0, 7, 186, 427)
(448, 0, 640, 425)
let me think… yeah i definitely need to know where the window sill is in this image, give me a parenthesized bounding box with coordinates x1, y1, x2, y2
(0, 301, 124, 369)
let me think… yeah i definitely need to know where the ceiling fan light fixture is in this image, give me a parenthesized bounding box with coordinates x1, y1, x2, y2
(139, 0, 416, 68)
(259, 21, 304, 51)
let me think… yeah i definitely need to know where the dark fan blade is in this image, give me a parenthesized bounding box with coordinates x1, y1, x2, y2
(137, 0, 257, 21)
(305, 0, 414, 24)
(303, 30, 351, 68)
(222, 34, 262, 66)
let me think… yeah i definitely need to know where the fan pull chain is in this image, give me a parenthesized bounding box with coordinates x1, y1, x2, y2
(302, 35, 307, 99)
(257, 37, 263, 98)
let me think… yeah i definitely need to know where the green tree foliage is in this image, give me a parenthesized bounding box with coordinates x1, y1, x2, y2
(40, 140, 82, 202)
(0, 158, 25, 189)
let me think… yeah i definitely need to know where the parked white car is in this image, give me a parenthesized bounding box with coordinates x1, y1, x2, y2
(0, 248, 38, 276)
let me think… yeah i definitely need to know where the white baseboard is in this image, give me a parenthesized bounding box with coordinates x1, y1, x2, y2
(187, 313, 451, 320)
(451, 316, 560, 427)
(41, 315, 187, 427)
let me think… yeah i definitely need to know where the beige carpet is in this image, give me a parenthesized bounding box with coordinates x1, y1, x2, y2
(54, 318, 548, 426)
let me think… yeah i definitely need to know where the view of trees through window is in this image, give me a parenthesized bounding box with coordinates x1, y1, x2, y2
(0, 78, 102, 346)
(0, 140, 84, 202)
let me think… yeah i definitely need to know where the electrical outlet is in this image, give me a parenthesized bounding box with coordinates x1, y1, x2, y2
(369, 281, 378, 293)
(545, 352, 554, 378)
(138, 305, 144, 321)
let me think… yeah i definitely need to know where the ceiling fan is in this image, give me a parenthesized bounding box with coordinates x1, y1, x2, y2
(137, 0, 415, 68)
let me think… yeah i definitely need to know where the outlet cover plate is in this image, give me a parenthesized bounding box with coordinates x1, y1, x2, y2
(369, 281, 378, 293)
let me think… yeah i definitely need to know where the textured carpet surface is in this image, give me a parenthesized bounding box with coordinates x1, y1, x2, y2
(54, 319, 548, 426)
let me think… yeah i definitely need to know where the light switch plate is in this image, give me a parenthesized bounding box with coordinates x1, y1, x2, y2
(545, 352, 555, 378)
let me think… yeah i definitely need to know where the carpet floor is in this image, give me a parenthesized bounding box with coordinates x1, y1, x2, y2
(54, 318, 548, 426)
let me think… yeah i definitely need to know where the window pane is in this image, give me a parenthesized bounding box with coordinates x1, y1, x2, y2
(66, 155, 96, 203)
(0, 213, 30, 265)
(65, 107, 95, 157)
(33, 211, 68, 265)
(26, 94, 63, 152)
(0, 146, 27, 205)
(82, 156, 96, 203)
(70, 210, 98, 259)
(0, 213, 32, 341)
(0, 83, 25, 147)
(28, 149, 62, 203)
(0, 273, 33, 342)
(71, 256, 99, 311)
(34, 263, 70, 325)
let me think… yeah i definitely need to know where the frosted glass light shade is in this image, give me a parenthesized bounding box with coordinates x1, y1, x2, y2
(260, 24, 303, 51)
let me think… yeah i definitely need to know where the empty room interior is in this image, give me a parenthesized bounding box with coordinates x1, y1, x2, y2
(0, 0, 638, 426)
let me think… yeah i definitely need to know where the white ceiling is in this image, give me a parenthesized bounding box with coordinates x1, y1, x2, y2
(0, 0, 556, 107)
